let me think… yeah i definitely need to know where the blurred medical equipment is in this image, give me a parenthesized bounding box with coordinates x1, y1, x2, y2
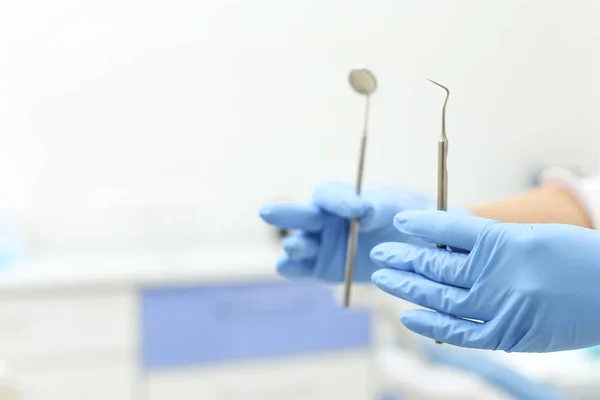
(0, 250, 374, 400)
(0, 205, 27, 267)
(344, 68, 377, 308)
(373, 301, 569, 400)
(418, 343, 570, 400)
(429, 79, 450, 344)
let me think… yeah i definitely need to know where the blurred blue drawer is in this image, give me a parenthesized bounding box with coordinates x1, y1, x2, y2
(141, 281, 371, 370)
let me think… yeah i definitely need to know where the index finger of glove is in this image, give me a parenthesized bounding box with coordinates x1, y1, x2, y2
(259, 203, 323, 232)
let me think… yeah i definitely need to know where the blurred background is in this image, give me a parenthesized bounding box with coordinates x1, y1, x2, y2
(0, 0, 598, 399)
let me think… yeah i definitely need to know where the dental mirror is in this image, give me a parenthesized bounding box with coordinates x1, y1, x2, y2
(348, 68, 378, 96)
(343, 67, 377, 308)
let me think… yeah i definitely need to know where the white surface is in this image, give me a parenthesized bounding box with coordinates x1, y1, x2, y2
(492, 349, 600, 392)
(0, 247, 281, 293)
(0, 0, 598, 251)
(377, 346, 512, 400)
(0, 285, 137, 400)
(13, 358, 134, 400)
(145, 351, 374, 400)
(0, 291, 135, 360)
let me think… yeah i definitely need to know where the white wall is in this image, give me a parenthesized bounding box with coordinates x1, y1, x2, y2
(0, 0, 598, 252)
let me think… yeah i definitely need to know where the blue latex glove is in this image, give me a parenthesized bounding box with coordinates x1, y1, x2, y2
(370, 210, 600, 352)
(417, 340, 570, 400)
(259, 182, 444, 282)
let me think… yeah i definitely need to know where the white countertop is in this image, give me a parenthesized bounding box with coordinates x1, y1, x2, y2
(496, 349, 600, 391)
(0, 246, 282, 293)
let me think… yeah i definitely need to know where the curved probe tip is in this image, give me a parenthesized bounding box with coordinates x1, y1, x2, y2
(428, 78, 450, 95)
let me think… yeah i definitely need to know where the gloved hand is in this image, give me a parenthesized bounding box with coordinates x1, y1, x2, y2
(370, 210, 600, 352)
(418, 340, 569, 400)
(259, 182, 453, 282)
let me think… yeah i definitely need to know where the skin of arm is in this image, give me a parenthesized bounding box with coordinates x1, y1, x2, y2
(467, 185, 593, 229)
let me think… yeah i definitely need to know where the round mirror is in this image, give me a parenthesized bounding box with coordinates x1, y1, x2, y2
(348, 68, 377, 96)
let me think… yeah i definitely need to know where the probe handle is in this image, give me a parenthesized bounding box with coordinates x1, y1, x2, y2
(435, 242, 447, 346)
(435, 140, 448, 344)
(435, 244, 447, 344)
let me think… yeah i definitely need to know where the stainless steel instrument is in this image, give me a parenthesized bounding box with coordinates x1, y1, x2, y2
(429, 78, 450, 344)
(343, 68, 377, 308)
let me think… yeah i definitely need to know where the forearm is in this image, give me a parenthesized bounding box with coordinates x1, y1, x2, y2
(467, 185, 594, 229)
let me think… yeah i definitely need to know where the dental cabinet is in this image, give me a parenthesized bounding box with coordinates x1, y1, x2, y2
(0, 250, 375, 400)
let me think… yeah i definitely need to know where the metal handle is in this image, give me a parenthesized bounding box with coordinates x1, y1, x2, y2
(343, 128, 368, 308)
(343, 219, 360, 308)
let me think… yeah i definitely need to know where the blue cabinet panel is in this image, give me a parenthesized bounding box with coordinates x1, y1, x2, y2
(141, 281, 371, 370)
